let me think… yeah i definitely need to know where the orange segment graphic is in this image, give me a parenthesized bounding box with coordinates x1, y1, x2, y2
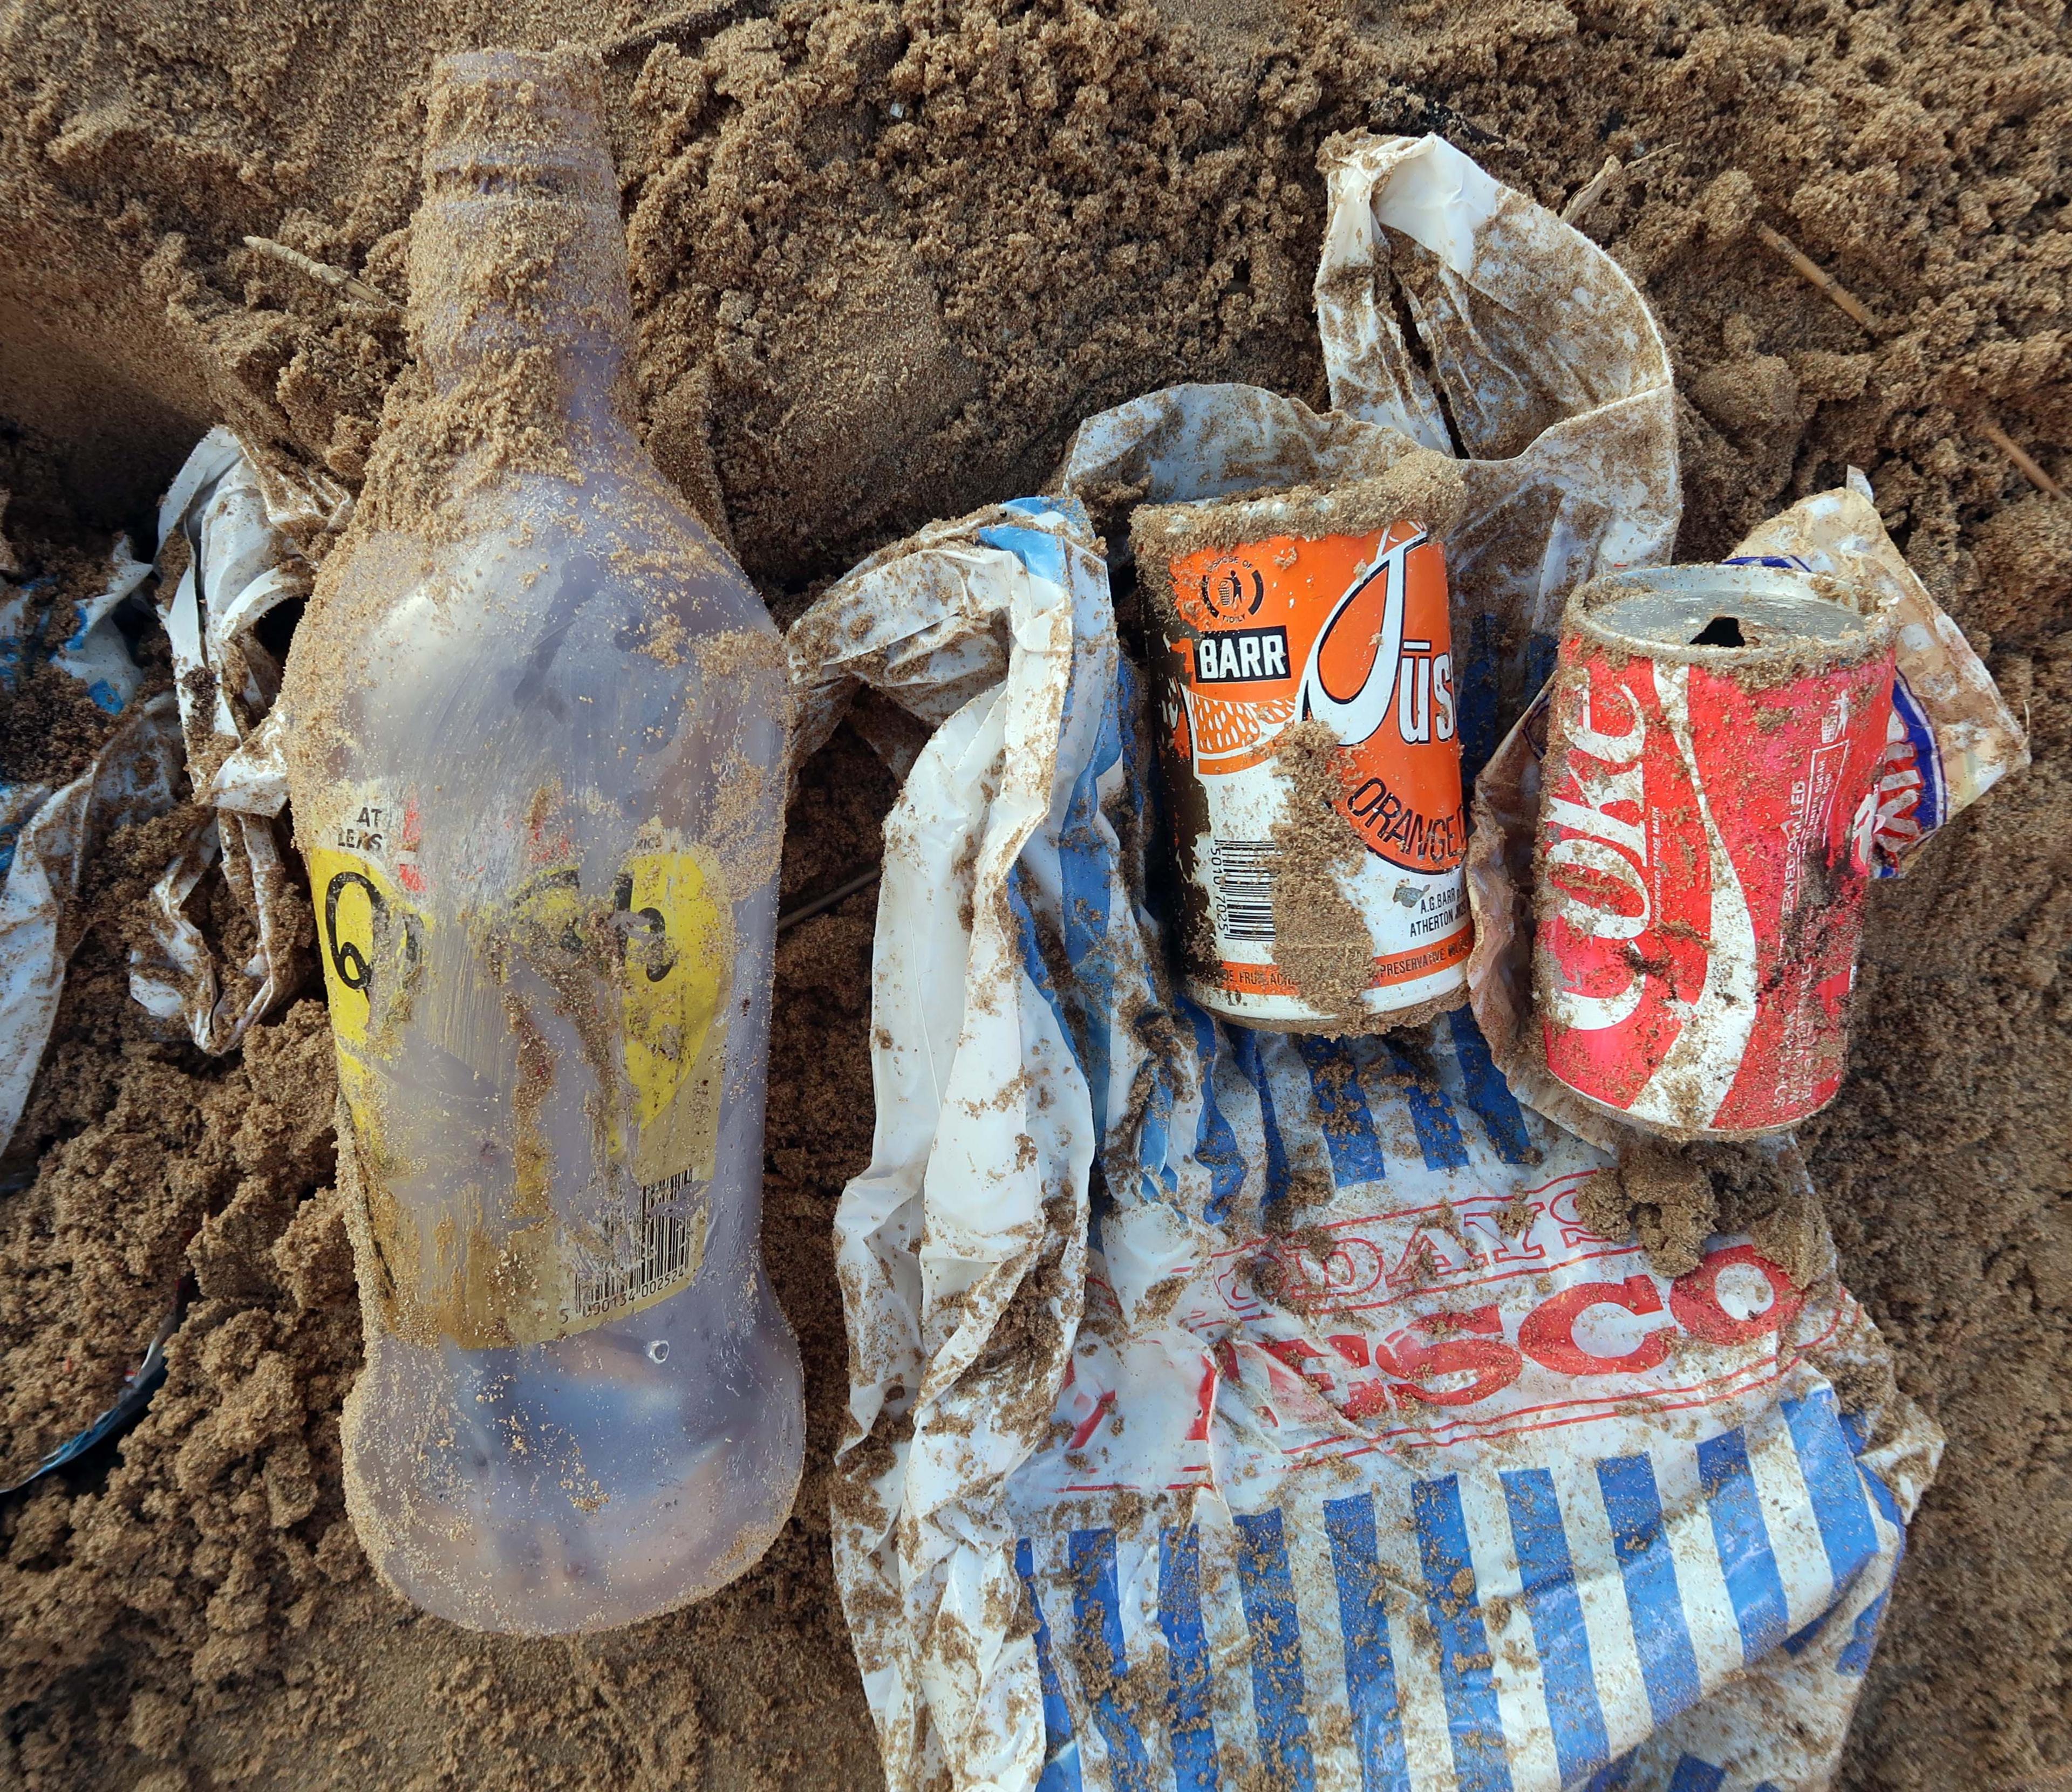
(1182, 687, 1299, 769)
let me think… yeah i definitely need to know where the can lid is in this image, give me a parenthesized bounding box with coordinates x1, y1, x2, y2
(1571, 564, 1891, 667)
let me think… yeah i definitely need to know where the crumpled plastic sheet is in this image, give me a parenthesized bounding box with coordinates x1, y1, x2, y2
(0, 522, 170, 1155)
(0, 693, 185, 1153)
(1728, 469, 2029, 875)
(792, 134, 1942, 1792)
(1462, 469, 2030, 1153)
(0, 542, 155, 891)
(0, 538, 152, 719)
(128, 428, 347, 1055)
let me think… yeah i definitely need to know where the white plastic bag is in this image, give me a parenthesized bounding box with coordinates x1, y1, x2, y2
(0, 694, 183, 1153)
(0, 523, 168, 1154)
(127, 428, 347, 1053)
(798, 136, 1939, 1792)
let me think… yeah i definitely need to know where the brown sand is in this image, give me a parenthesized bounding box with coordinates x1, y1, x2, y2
(2, 0, 2070, 1785)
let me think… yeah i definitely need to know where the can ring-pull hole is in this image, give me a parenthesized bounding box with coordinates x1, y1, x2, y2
(1690, 614, 1746, 647)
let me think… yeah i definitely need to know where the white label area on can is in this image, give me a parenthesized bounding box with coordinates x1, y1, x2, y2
(1185, 760, 1470, 1025)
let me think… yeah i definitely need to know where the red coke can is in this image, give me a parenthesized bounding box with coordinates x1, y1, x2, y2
(1533, 566, 1896, 1136)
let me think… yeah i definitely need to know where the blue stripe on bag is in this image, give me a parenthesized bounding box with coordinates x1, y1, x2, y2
(1500, 1468, 1611, 1785)
(1889, 671, 1945, 832)
(1057, 700, 1119, 1147)
(1386, 1043, 1470, 1171)
(1665, 1755, 1726, 1792)
(1158, 1527, 1221, 1792)
(1837, 1581, 1892, 1676)
(1781, 1609, 1826, 1658)
(1135, 1065, 1181, 1205)
(1583, 1751, 1635, 1790)
(1597, 1455, 1702, 1725)
(1009, 870, 1077, 1062)
(1178, 1000, 1246, 1226)
(1229, 1031, 1293, 1216)
(1444, 1008, 1535, 1165)
(1232, 1510, 1317, 1792)
(1412, 1477, 1514, 1792)
(1783, 1390, 1880, 1591)
(1069, 1530, 1155, 1791)
(1017, 1537, 1085, 1791)
(1837, 1410, 1904, 1527)
(1296, 1037, 1388, 1186)
(1323, 1494, 1413, 1792)
(1833, 1405, 1903, 1674)
(978, 514, 1073, 586)
(1696, 1428, 1790, 1664)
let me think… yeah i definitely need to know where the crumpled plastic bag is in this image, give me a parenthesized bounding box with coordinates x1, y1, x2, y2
(795, 134, 1938, 1792)
(127, 428, 347, 1054)
(1726, 469, 2029, 874)
(0, 429, 341, 1154)
(1461, 469, 2030, 1151)
(0, 694, 184, 1154)
(0, 520, 169, 1155)
(0, 539, 152, 719)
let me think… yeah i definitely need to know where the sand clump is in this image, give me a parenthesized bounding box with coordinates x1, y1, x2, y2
(0, 0, 2069, 1786)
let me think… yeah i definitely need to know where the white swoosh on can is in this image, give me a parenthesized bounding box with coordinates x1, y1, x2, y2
(1633, 662, 1756, 1128)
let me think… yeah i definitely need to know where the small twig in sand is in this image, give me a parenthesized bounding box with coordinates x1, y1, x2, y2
(1753, 223, 1880, 332)
(1562, 156, 1620, 226)
(602, 1, 742, 57)
(242, 236, 395, 310)
(777, 864, 883, 933)
(1973, 416, 2067, 500)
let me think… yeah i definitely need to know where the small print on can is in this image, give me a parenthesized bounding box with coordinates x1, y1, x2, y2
(1533, 564, 1896, 1137)
(1139, 502, 1471, 1032)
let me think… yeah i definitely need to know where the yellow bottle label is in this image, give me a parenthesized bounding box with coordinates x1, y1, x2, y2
(310, 799, 733, 1348)
(306, 845, 426, 1059)
(617, 849, 731, 1188)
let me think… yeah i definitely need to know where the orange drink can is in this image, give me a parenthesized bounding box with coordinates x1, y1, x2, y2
(1135, 486, 1471, 1033)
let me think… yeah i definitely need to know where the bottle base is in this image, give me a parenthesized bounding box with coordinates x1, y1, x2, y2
(339, 1308, 805, 1636)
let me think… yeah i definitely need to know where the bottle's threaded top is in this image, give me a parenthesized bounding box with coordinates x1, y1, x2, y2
(411, 48, 632, 400)
(421, 49, 616, 204)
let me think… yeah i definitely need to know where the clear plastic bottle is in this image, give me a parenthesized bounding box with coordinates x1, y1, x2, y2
(280, 48, 802, 1634)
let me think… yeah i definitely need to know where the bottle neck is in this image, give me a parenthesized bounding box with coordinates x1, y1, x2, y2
(410, 190, 639, 448)
(407, 50, 638, 459)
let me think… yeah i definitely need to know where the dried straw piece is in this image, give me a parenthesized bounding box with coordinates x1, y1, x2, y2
(243, 236, 394, 310)
(776, 864, 882, 932)
(1973, 416, 2067, 500)
(602, 1, 741, 57)
(1753, 223, 1879, 332)
(1562, 156, 1620, 225)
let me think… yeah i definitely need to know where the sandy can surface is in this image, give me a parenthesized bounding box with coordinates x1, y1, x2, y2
(1137, 478, 1472, 1035)
(1535, 565, 1897, 1138)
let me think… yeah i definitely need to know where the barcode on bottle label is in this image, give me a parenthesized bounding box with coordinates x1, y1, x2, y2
(574, 1168, 708, 1320)
(1211, 838, 1277, 942)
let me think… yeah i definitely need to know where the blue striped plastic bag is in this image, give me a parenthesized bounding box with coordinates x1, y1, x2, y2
(790, 136, 1940, 1792)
